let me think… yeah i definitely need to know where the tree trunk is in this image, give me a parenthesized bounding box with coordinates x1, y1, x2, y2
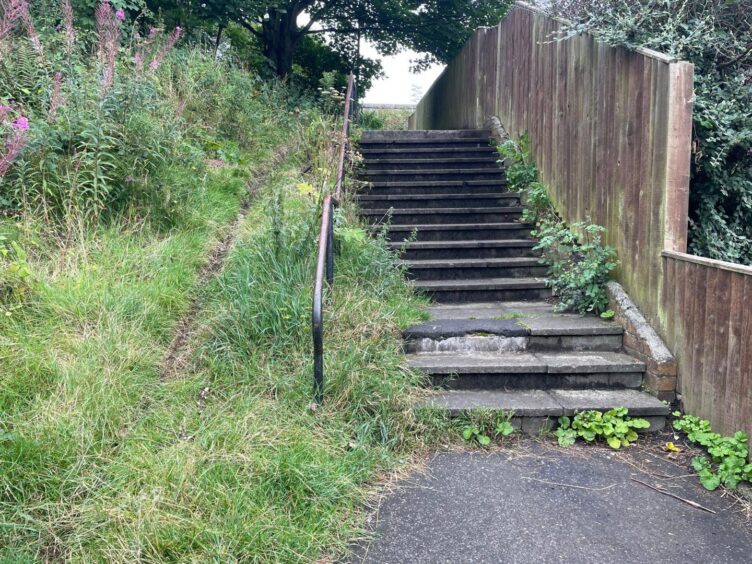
(261, 7, 302, 77)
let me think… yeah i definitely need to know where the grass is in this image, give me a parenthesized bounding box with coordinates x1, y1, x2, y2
(0, 110, 445, 560)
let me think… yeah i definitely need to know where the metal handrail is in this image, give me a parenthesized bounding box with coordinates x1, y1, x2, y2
(312, 73, 356, 404)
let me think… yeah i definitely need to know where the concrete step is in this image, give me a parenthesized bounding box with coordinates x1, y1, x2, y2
(414, 277, 551, 302)
(360, 129, 492, 141)
(389, 239, 538, 260)
(360, 168, 506, 183)
(359, 131, 493, 151)
(360, 146, 497, 159)
(401, 257, 548, 281)
(358, 193, 520, 210)
(363, 207, 524, 226)
(403, 303, 623, 353)
(384, 223, 533, 243)
(407, 351, 645, 390)
(418, 389, 669, 433)
(365, 179, 509, 196)
(363, 157, 500, 170)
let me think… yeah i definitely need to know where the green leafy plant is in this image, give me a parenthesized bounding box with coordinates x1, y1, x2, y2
(600, 309, 615, 320)
(0, 234, 33, 303)
(462, 425, 492, 446)
(535, 220, 619, 314)
(459, 409, 516, 446)
(556, 407, 650, 449)
(672, 412, 752, 490)
(497, 133, 538, 192)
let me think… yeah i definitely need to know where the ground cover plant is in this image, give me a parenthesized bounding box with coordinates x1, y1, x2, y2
(673, 412, 752, 491)
(556, 408, 650, 450)
(0, 2, 437, 560)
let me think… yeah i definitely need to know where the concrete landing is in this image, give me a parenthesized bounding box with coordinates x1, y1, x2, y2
(351, 446, 752, 563)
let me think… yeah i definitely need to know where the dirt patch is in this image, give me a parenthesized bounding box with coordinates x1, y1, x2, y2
(159, 145, 292, 381)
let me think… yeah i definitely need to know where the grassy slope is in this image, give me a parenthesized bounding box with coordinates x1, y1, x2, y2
(0, 116, 435, 560)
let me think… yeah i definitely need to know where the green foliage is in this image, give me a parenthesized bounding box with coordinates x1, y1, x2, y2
(556, 408, 650, 449)
(600, 309, 615, 320)
(497, 134, 619, 314)
(497, 134, 538, 191)
(672, 412, 752, 490)
(552, 0, 752, 265)
(458, 409, 516, 446)
(0, 233, 33, 305)
(535, 220, 620, 314)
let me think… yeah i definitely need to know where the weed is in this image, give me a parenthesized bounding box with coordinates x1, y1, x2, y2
(556, 408, 650, 449)
(673, 412, 752, 490)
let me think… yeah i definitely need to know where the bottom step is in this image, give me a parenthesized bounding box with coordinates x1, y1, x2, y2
(419, 389, 669, 434)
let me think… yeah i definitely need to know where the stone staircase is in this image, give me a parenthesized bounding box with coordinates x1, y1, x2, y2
(356, 129, 669, 432)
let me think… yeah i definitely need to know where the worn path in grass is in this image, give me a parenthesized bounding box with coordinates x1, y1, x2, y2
(352, 440, 752, 563)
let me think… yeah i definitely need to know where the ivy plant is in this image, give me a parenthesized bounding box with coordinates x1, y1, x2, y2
(672, 412, 752, 491)
(556, 407, 650, 449)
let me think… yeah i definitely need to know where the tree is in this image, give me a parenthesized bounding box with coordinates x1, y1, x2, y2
(194, 0, 512, 77)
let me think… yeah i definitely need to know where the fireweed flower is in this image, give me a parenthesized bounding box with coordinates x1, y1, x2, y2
(96, 2, 121, 93)
(0, 129, 28, 177)
(61, 0, 76, 52)
(149, 26, 181, 71)
(12, 116, 29, 130)
(115, 8, 125, 21)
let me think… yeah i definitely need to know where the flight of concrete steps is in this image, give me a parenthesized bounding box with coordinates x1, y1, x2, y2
(357, 129, 669, 433)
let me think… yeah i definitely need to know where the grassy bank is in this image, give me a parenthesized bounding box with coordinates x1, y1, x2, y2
(1, 138, 434, 561)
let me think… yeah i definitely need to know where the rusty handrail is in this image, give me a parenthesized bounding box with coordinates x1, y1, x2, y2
(312, 72, 356, 404)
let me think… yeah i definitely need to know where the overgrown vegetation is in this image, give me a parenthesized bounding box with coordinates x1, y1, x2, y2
(556, 408, 651, 449)
(549, 0, 752, 265)
(0, 3, 439, 560)
(673, 412, 752, 491)
(498, 134, 619, 314)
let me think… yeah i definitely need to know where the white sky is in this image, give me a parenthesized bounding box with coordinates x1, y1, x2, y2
(360, 42, 445, 105)
(297, 12, 445, 105)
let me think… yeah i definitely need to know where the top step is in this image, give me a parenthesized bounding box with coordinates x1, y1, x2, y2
(360, 130, 492, 142)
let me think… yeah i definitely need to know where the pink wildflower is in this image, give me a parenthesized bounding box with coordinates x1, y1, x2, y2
(95, 2, 120, 93)
(12, 116, 29, 130)
(0, 104, 11, 121)
(115, 8, 125, 21)
(0, 0, 23, 45)
(0, 129, 28, 177)
(149, 26, 180, 71)
(17, 0, 42, 54)
(60, 0, 75, 53)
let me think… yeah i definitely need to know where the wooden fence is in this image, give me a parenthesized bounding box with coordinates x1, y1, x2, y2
(410, 2, 751, 441)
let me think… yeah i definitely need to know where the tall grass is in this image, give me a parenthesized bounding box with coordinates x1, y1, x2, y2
(0, 4, 438, 561)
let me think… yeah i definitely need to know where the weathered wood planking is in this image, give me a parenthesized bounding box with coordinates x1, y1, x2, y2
(410, 2, 752, 441)
(412, 3, 693, 334)
(661, 252, 752, 443)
